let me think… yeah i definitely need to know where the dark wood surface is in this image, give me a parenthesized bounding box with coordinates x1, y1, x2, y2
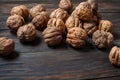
(0, 0, 120, 80)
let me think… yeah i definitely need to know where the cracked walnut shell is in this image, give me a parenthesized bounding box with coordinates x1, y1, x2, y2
(92, 30, 114, 48)
(47, 18, 66, 33)
(66, 27, 88, 48)
(32, 11, 50, 30)
(30, 4, 46, 18)
(6, 14, 25, 33)
(10, 5, 29, 20)
(99, 20, 113, 33)
(109, 46, 120, 67)
(17, 23, 37, 42)
(0, 37, 14, 56)
(50, 8, 68, 22)
(65, 15, 82, 31)
(42, 27, 62, 46)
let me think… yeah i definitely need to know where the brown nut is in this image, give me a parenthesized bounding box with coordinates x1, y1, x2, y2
(66, 27, 88, 48)
(30, 4, 46, 18)
(17, 23, 37, 42)
(10, 5, 29, 20)
(83, 22, 98, 36)
(59, 0, 73, 13)
(109, 46, 120, 67)
(99, 20, 113, 33)
(42, 27, 62, 46)
(47, 18, 66, 33)
(6, 14, 25, 34)
(32, 11, 50, 30)
(0, 37, 14, 56)
(50, 8, 68, 22)
(65, 15, 82, 31)
(72, 2, 93, 21)
(92, 30, 114, 48)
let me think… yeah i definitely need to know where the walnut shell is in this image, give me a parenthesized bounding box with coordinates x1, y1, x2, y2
(17, 23, 37, 42)
(47, 18, 66, 33)
(83, 22, 98, 36)
(50, 8, 68, 22)
(0, 37, 14, 56)
(30, 4, 46, 18)
(10, 5, 29, 20)
(66, 27, 88, 48)
(72, 2, 93, 21)
(99, 20, 113, 33)
(32, 11, 50, 30)
(65, 15, 82, 31)
(59, 0, 73, 12)
(92, 30, 114, 48)
(6, 14, 25, 33)
(42, 27, 62, 46)
(109, 46, 120, 67)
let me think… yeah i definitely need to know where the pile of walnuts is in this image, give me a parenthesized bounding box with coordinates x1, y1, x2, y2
(0, 0, 119, 67)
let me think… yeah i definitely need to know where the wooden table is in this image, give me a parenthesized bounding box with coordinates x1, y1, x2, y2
(0, 0, 120, 80)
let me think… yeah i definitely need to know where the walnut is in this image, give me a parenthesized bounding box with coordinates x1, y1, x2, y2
(6, 14, 25, 34)
(17, 23, 37, 42)
(65, 15, 82, 31)
(109, 46, 120, 67)
(87, 0, 98, 14)
(10, 5, 29, 20)
(0, 37, 14, 56)
(30, 4, 46, 18)
(83, 22, 98, 36)
(92, 30, 114, 48)
(42, 27, 62, 46)
(99, 20, 113, 33)
(32, 11, 50, 30)
(66, 27, 88, 48)
(47, 18, 66, 33)
(72, 2, 93, 21)
(50, 8, 68, 22)
(92, 12, 102, 25)
(59, 0, 73, 13)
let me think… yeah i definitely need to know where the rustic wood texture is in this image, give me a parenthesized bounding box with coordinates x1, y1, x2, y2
(0, 0, 120, 80)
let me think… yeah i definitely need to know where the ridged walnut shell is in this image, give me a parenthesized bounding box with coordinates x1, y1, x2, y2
(47, 18, 66, 33)
(6, 14, 25, 33)
(32, 11, 50, 30)
(50, 8, 68, 22)
(92, 30, 114, 48)
(17, 23, 37, 42)
(66, 27, 88, 48)
(30, 4, 46, 18)
(0, 37, 14, 56)
(65, 15, 82, 31)
(10, 5, 29, 20)
(109, 46, 120, 67)
(42, 27, 62, 46)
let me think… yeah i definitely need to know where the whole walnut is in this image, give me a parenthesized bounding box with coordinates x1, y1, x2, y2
(0, 37, 14, 56)
(83, 22, 98, 36)
(65, 15, 82, 31)
(72, 2, 93, 21)
(6, 14, 25, 34)
(66, 27, 88, 48)
(32, 11, 50, 30)
(30, 4, 46, 18)
(50, 8, 68, 22)
(42, 27, 62, 46)
(92, 30, 114, 48)
(99, 20, 113, 33)
(17, 23, 37, 42)
(10, 5, 29, 20)
(59, 0, 73, 13)
(47, 18, 66, 33)
(109, 46, 120, 67)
